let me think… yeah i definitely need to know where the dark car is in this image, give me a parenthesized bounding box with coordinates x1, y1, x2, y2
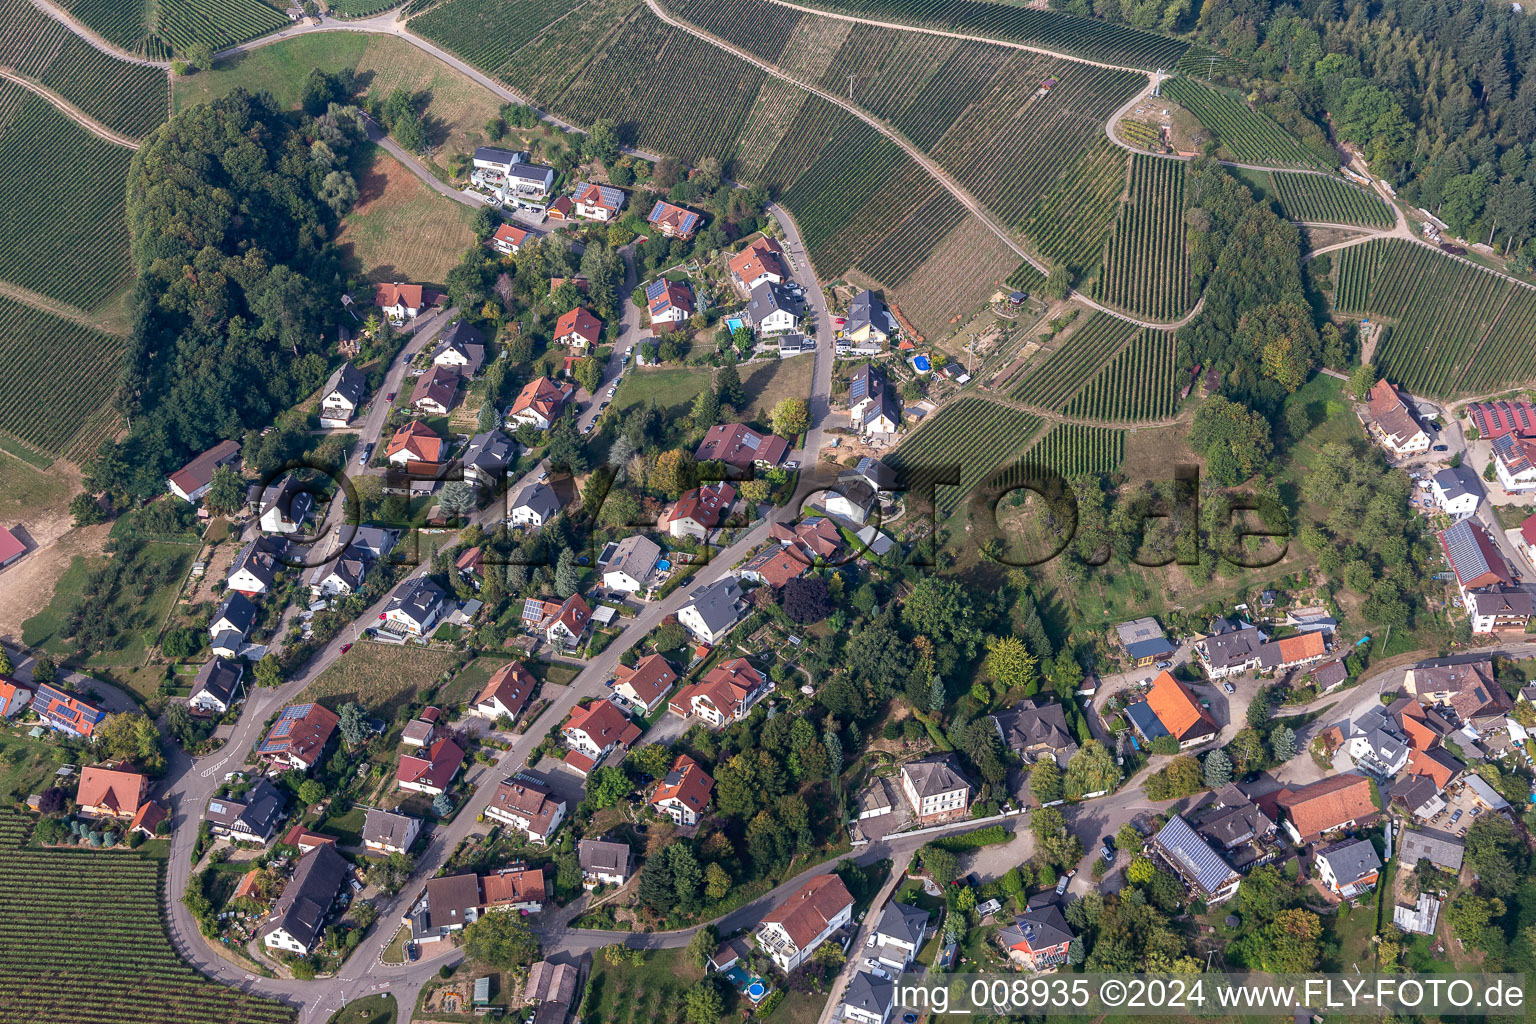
(1433, 444, 1449, 451)
(406, 942, 419, 962)
(1101, 835, 1116, 852)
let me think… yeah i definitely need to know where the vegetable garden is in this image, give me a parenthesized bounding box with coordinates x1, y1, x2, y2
(0, 817, 297, 1024)
(1025, 423, 1126, 477)
(0, 0, 169, 137)
(885, 397, 1043, 515)
(410, 0, 583, 78)
(0, 83, 135, 310)
(1063, 328, 1178, 421)
(1009, 311, 1140, 409)
(1331, 238, 1532, 397)
(1161, 77, 1328, 170)
(782, 0, 1189, 69)
(1095, 154, 1189, 321)
(1269, 172, 1391, 227)
(0, 295, 128, 457)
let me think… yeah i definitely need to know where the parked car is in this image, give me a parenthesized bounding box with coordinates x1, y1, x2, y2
(385, 392, 396, 402)
(1155, 660, 1173, 669)
(1223, 681, 1236, 694)
(406, 942, 419, 962)
(1450, 809, 1464, 824)
(1100, 845, 1114, 864)
(1055, 872, 1072, 895)
(339, 643, 353, 654)
(1433, 444, 1449, 452)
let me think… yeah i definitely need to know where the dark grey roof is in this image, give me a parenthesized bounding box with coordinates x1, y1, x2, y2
(875, 901, 928, 946)
(362, 808, 418, 848)
(843, 972, 895, 1016)
(1192, 784, 1274, 849)
(1397, 828, 1464, 872)
(1201, 622, 1264, 669)
(267, 844, 348, 949)
(1468, 586, 1535, 618)
(1152, 815, 1239, 894)
(506, 163, 555, 184)
(464, 430, 516, 474)
(578, 838, 631, 875)
(847, 288, 888, 335)
(259, 475, 315, 528)
(512, 482, 561, 521)
(1316, 837, 1381, 884)
(1431, 463, 1480, 503)
(747, 281, 795, 324)
(999, 902, 1073, 951)
(434, 320, 486, 369)
(229, 535, 284, 589)
(853, 456, 896, 490)
(207, 778, 285, 837)
(347, 526, 397, 561)
(191, 657, 244, 707)
(829, 474, 877, 514)
(386, 576, 446, 624)
(213, 592, 257, 634)
(1116, 617, 1175, 660)
(989, 698, 1079, 763)
(323, 362, 367, 408)
(681, 577, 744, 633)
(474, 146, 522, 165)
(1392, 773, 1443, 813)
(902, 754, 971, 798)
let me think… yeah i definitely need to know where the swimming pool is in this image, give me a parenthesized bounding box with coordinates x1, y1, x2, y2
(656, 559, 672, 571)
(913, 355, 932, 373)
(725, 316, 745, 333)
(723, 964, 770, 1003)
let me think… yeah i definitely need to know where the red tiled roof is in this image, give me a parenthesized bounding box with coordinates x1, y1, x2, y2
(511, 377, 572, 421)
(0, 526, 22, 564)
(563, 700, 640, 751)
(743, 546, 807, 589)
(695, 423, 789, 469)
(376, 282, 424, 310)
(397, 738, 465, 791)
(475, 661, 536, 719)
(385, 420, 445, 464)
(1366, 379, 1424, 447)
(613, 654, 676, 707)
(669, 658, 766, 722)
(75, 765, 148, 817)
(761, 874, 853, 949)
(667, 482, 736, 530)
(1273, 632, 1326, 665)
(1468, 400, 1536, 440)
(728, 235, 788, 284)
(280, 825, 338, 852)
(548, 196, 573, 218)
(653, 754, 714, 815)
(554, 307, 602, 345)
(1274, 774, 1376, 839)
(482, 867, 545, 906)
(491, 223, 529, 249)
(1145, 671, 1216, 742)
(1522, 514, 1536, 548)
(167, 439, 241, 496)
(129, 801, 167, 835)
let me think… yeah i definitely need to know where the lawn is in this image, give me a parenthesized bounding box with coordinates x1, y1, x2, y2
(740, 356, 814, 423)
(441, 655, 514, 706)
(0, 448, 74, 525)
(337, 145, 479, 284)
(583, 947, 703, 1024)
(762, 988, 825, 1024)
(320, 804, 367, 847)
(613, 366, 712, 422)
(1325, 897, 1379, 971)
(327, 992, 396, 1024)
(0, 723, 70, 807)
(300, 640, 461, 722)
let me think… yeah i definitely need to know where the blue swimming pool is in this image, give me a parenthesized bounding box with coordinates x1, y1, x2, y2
(913, 355, 932, 372)
(657, 559, 672, 571)
(724, 965, 770, 1003)
(725, 316, 745, 333)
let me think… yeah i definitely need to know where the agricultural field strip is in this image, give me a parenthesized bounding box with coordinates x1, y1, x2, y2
(1008, 310, 1141, 409)
(885, 396, 1046, 514)
(1160, 76, 1324, 170)
(1095, 153, 1188, 320)
(1062, 327, 1178, 422)
(0, 65, 140, 146)
(1269, 171, 1391, 228)
(1023, 421, 1126, 477)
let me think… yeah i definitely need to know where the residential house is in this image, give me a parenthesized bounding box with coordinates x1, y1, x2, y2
(0, 678, 31, 719)
(756, 873, 854, 972)
(847, 364, 899, 435)
(319, 363, 367, 428)
(1266, 773, 1378, 844)
(1115, 617, 1177, 667)
(899, 754, 972, 825)
(553, 307, 602, 351)
(254, 476, 314, 535)
(509, 481, 562, 527)
(1326, 703, 1416, 777)
(1151, 814, 1243, 903)
(739, 546, 807, 590)
(663, 481, 736, 541)
(1468, 400, 1536, 440)
(521, 593, 592, 647)
(769, 517, 843, 564)
(1429, 464, 1482, 518)
(263, 844, 349, 953)
(397, 738, 465, 796)
(462, 430, 516, 492)
(167, 440, 241, 502)
(729, 235, 789, 290)
(667, 657, 769, 727)
(840, 972, 896, 1024)
(1397, 828, 1464, 874)
(209, 592, 257, 657)
(602, 534, 661, 594)
(989, 698, 1079, 767)
(676, 577, 746, 645)
(612, 654, 677, 716)
(695, 422, 790, 470)
(227, 535, 286, 596)
(823, 474, 878, 526)
(490, 222, 530, 255)
(362, 808, 420, 855)
(1314, 838, 1381, 897)
(1194, 617, 1267, 678)
(385, 420, 447, 471)
(432, 320, 486, 377)
(1308, 659, 1350, 693)
(647, 200, 700, 239)
(1391, 774, 1448, 821)
(1468, 586, 1534, 634)
(747, 281, 799, 335)
(1256, 631, 1330, 674)
(509, 377, 574, 430)
(413, 872, 484, 941)
(309, 527, 396, 599)
(484, 772, 566, 843)
(401, 707, 442, 748)
(578, 838, 631, 889)
(1492, 433, 1536, 492)
(30, 683, 105, 738)
(76, 765, 148, 819)
(572, 182, 625, 220)
(651, 754, 714, 826)
(376, 282, 424, 323)
(382, 576, 447, 637)
(999, 901, 1074, 970)
(473, 146, 522, 174)
(561, 699, 640, 774)
(507, 162, 556, 198)
(1365, 379, 1429, 456)
(482, 866, 546, 913)
(524, 960, 579, 1013)
(130, 801, 167, 839)
(1131, 671, 1218, 749)
(410, 365, 460, 416)
(647, 279, 695, 326)
(870, 901, 929, 970)
(206, 779, 286, 843)
(845, 289, 893, 345)
(1439, 519, 1515, 603)
(257, 703, 340, 773)
(1188, 783, 1279, 872)
(1403, 658, 1512, 729)
(471, 661, 536, 722)
(1466, 773, 1511, 812)
(280, 826, 339, 855)
(189, 657, 245, 715)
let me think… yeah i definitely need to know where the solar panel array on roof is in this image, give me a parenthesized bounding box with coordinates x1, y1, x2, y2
(1125, 700, 1168, 739)
(849, 376, 868, 402)
(742, 434, 760, 450)
(1441, 519, 1507, 586)
(258, 703, 316, 752)
(645, 280, 666, 300)
(522, 597, 546, 621)
(1154, 815, 1235, 893)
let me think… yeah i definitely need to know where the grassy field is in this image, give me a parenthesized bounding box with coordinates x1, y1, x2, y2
(582, 947, 704, 1024)
(301, 641, 462, 721)
(175, 33, 503, 174)
(327, 994, 396, 1024)
(740, 356, 814, 421)
(441, 655, 514, 706)
(612, 366, 712, 420)
(0, 449, 75, 528)
(337, 145, 479, 284)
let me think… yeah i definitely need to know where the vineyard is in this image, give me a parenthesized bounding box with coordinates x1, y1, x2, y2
(1268, 172, 1391, 227)
(885, 397, 1043, 515)
(493, 0, 641, 104)
(0, 295, 128, 457)
(887, 215, 1022, 340)
(0, 0, 169, 137)
(1025, 423, 1126, 477)
(1331, 238, 1534, 397)
(667, 0, 806, 63)
(1009, 311, 1140, 409)
(0, 83, 135, 310)
(852, 191, 968, 288)
(1172, 44, 1248, 78)
(324, 0, 401, 15)
(1019, 138, 1128, 276)
(1062, 328, 1178, 421)
(1161, 77, 1328, 170)
(410, 0, 583, 78)
(1095, 155, 1189, 320)
(59, 0, 289, 58)
(0, 810, 298, 1024)
(779, 0, 1189, 69)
